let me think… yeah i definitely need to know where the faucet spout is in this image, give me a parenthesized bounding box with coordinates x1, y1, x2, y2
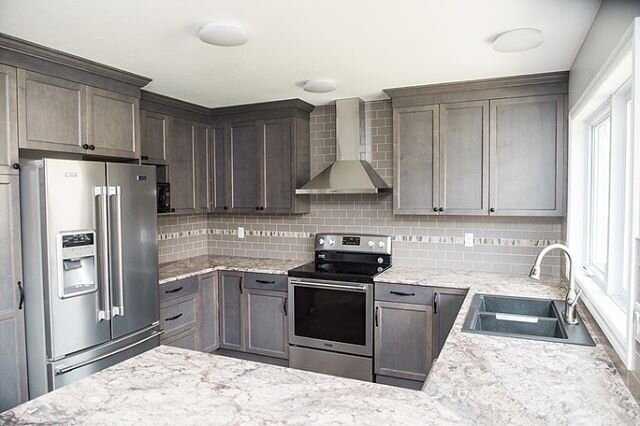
(528, 243, 581, 325)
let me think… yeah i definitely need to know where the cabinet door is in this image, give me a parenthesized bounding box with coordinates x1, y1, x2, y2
(433, 291, 466, 359)
(228, 122, 259, 211)
(86, 86, 140, 158)
(0, 65, 18, 174)
(439, 101, 489, 215)
(209, 126, 228, 211)
(141, 110, 168, 164)
(489, 95, 565, 216)
(218, 272, 244, 351)
(245, 288, 288, 359)
(0, 175, 28, 411)
(198, 273, 219, 353)
(194, 123, 210, 212)
(260, 119, 292, 213)
(374, 301, 432, 381)
(393, 105, 439, 214)
(17, 69, 86, 153)
(167, 118, 196, 213)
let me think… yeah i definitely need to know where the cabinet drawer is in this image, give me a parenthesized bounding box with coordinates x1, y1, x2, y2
(161, 328, 197, 351)
(159, 277, 198, 303)
(160, 298, 197, 335)
(375, 283, 433, 305)
(244, 272, 288, 292)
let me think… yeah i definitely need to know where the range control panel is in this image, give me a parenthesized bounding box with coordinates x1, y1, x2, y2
(315, 233, 392, 255)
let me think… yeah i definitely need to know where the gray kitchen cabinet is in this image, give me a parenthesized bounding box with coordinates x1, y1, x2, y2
(86, 86, 140, 159)
(167, 118, 196, 213)
(17, 69, 86, 153)
(198, 273, 219, 353)
(218, 271, 245, 351)
(163, 328, 197, 351)
(433, 289, 466, 358)
(0, 64, 18, 174)
(245, 288, 288, 359)
(439, 101, 489, 215)
(0, 174, 28, 411)
(393, 105, 439, 214)
(259, 118, 293, 213)
(374, 300, 432, 382)
(228, 121, 259, 211)
(194, 123, 210, 212)
(208, 126, 228, 212)
(140, 110, 168, 164)
(489, 95, 565, 216)
(159, 277, 198, 351)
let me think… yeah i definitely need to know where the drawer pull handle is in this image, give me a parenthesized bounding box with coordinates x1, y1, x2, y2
(390, 291, 415, 297)
(256, 280, 276, 284)
(165, 286, 183, 294)
(165, 313, 183, 322)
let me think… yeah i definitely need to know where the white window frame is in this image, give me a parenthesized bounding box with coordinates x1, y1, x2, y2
(567, 19, 639, 369)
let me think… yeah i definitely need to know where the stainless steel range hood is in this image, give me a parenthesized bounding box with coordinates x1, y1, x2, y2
(296, 98, 391, 194)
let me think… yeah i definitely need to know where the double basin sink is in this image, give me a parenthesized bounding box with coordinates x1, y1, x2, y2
(462, 294, 595, 346)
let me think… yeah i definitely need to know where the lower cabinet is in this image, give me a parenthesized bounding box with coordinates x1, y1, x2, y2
(198, 273, 219, 352)
(218, 271, 245, 351)
(245, 288, 288, 359)
(433, 288, 466, 359)
(159, 277, 198, 351)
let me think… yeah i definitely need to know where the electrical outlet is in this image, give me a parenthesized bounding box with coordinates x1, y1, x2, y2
(238, 227, 245, 239)
(464, 232, 474, 247)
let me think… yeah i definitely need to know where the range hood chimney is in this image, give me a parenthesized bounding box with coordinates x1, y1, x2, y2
(296, 98, 391, 194)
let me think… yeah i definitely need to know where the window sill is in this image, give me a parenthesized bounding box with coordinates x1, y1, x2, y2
(575, 270, 627, 359)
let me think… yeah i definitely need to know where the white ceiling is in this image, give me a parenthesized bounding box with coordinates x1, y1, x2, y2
(0, 0, 600, 108)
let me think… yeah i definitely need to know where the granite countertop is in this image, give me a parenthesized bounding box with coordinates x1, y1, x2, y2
(3, 266, 639, 424)
(158, 254, 305, 284)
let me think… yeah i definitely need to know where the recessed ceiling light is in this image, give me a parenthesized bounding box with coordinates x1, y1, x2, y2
(493, 28, 543, 52)
(198, 22, 248, 47)
(303, 79, 336, 93)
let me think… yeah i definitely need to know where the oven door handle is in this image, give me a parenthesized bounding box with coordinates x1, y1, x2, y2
(290, 280, 368, 293)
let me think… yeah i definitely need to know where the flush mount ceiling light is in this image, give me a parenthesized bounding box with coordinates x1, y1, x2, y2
(493, 28, 543, 52)
(198, 22, 248, 47)
(303, 79, 336, 93)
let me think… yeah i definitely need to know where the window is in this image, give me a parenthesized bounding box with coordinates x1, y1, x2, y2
(586, 107, 611, 285)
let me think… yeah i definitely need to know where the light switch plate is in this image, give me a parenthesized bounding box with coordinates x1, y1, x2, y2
(464, 233, 474, 247)
(238, 227, 245, 239)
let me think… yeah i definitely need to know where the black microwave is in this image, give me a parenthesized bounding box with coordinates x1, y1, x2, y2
(157, 183, 172, 213)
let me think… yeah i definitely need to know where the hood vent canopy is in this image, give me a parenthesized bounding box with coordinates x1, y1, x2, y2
(297, 98, 391, 194)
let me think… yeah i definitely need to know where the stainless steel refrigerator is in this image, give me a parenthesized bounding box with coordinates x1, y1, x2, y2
(20, 158, 161, 398)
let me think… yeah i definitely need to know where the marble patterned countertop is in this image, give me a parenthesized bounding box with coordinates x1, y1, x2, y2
(3, 261, 639, 424)
(158, 254, 305, 284)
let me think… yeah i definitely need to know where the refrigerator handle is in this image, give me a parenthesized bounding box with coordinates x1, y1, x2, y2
(109, 186, 125, 317)
(95, 186, 111, 322)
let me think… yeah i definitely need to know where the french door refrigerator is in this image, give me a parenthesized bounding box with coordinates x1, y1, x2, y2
(20, 158, 161, 398)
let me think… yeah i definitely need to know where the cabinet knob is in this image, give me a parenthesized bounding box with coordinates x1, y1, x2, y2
(433, 207, 438, 212)
(223, 206, 228, 210)
(141, 155, 149, 161)
(439, 207, 444, 212)
(490, 207, 496, 213)
(12, 163, 20, 170)
(170, 208, 176, 213)
(256, 206, 260, 211)
(89, 145, 95, 150)
(260, 206, 265, 211)
(82, 144, 89, 150)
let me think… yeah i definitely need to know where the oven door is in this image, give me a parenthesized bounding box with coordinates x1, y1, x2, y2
(288, 279, 373, 356)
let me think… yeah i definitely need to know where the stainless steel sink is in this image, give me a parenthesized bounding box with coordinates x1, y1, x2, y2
(462, 294, 595, 346)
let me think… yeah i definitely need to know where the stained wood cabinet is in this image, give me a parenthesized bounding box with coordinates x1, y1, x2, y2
(86, 86, 140, 159)
(0, 64, 18, 174)
(389, 73, 567, 217)
(245, 288, 288, 359)
(228, 121, 260, 211)
(0, 175, 28, 411)
(218, 271, 245, 351)
(433, 289, 466, 358)
(167, 118, 196, 213)
(260, 118, 293, 213)
(140, 110, 168, 164)
(194, 123, 210, 212)
(208, 126, 227, 211)
(198, 273, 219, 353)
(17, 69, 86, 153)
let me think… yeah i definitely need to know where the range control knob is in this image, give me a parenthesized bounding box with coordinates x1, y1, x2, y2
(328, 239, 335, 246)
(368, 240, 375, 247)
(378, 241, 385, 248)
(377, 257, 384, 264)
(319, 238, 325, 245)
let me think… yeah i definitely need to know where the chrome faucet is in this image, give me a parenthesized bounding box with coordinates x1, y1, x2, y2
(529, 243, 582, 325)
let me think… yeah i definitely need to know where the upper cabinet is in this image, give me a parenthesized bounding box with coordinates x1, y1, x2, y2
(86, 86, 140, 159)
(17, 69, 86, 154)
(167, 118, 196, 214)
(386, 72, 568, 217)
(228, 121, 260, 211)
(140, 110, 168, 164)
(0, 64, 18, 173)
(208, 126, 228, 212)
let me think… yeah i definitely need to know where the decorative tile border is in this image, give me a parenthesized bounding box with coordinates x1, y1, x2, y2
(158, 228, 560, 248)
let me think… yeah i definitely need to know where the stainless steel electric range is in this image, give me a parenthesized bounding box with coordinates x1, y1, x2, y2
(287, 233, 392, 381)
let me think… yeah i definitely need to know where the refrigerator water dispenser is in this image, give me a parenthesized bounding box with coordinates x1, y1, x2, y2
(57, 231, 98, 298)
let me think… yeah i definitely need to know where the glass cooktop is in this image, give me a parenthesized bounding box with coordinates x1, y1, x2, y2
(288, 260, 391, 283)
